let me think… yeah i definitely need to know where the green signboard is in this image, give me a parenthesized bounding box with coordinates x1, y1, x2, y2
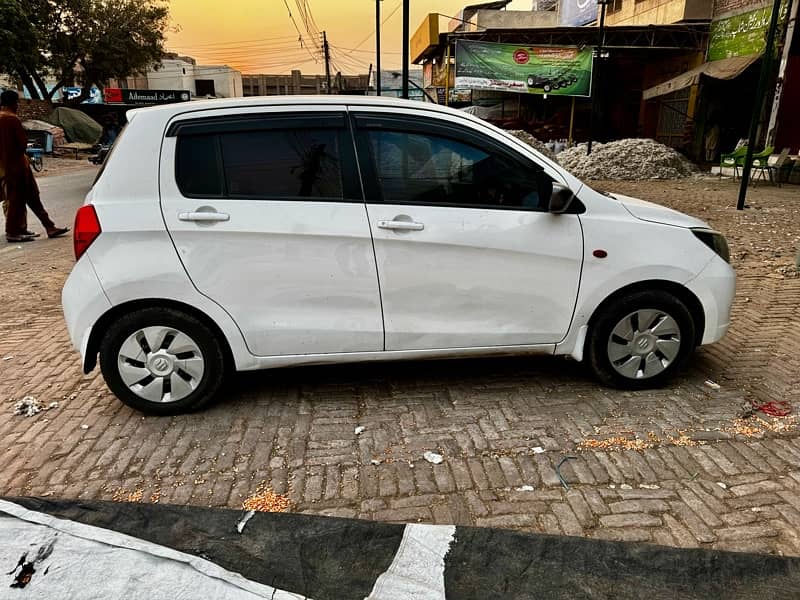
(455, 40, 593, 97)
(708, 2, 789, 61)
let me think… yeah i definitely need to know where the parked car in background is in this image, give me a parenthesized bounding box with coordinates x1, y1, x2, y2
(62, 96, 735, 414)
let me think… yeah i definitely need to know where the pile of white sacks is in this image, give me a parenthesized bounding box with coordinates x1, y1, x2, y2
(508, 132, 699, 180)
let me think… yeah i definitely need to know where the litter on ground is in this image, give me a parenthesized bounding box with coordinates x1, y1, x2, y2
(423, 451, 444, 465)
(506, 130, 557, 162)
(13, 396, 41, 417)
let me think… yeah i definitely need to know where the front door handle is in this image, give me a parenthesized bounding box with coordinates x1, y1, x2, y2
(178, 211, 230, 222)
(377, 219, 424, 231)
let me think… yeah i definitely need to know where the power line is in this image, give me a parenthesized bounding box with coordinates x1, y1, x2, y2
(340, 0, 402, 58)
(281, 0, 321, 63)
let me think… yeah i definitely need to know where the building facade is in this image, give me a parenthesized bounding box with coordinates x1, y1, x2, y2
(242, 71, 370, 96)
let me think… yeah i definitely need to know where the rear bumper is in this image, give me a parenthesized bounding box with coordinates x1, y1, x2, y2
(686, 256, 736, 345)
(62, 256, 111, 370)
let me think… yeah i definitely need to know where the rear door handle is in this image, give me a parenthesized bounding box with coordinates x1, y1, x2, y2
(377, 220, 424, 231)
(178, 211, 230, 222)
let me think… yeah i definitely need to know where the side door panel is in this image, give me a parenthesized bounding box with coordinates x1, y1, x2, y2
(352, 111, 584, 351)
(159, 107, 383, 357)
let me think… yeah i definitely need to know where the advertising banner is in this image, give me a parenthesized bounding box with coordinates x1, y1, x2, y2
(455, 40, 593, 97)
(104, 88, 191, 105)
(708, 2, 789, 61)
(559, 0, 598, 26)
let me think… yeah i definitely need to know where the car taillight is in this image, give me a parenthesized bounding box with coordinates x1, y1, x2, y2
(74, 205, 101, 260)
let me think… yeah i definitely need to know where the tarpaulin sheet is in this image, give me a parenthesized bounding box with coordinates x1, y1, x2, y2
(3, 497, 800, 599)
(643, 54, 761, 100)
(45, 107, 102, 144)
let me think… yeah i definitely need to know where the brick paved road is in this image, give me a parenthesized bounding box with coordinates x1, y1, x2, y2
(1, 173, 799, 556)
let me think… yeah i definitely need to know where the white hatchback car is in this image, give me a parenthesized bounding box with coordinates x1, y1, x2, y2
(63, 96, 734, 414)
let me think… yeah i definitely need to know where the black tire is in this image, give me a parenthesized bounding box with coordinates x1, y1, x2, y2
(99, 307, 227, 415)
(543, 84, 552, 92)
(31, 156, 43, 172)
(586, 290, 695, 389)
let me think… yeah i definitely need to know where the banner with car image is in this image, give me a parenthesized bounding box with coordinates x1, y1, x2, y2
(455, 40, 593, 97)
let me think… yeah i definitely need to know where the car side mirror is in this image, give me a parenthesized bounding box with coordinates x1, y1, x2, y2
(548, 184, 575, 214)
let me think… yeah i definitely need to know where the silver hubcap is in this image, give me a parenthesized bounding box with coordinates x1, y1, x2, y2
(117, 326, 205, 403)
(607, 309, 682, 380)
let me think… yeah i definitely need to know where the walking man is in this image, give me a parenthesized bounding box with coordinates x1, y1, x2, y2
(1, 90, 68, 242)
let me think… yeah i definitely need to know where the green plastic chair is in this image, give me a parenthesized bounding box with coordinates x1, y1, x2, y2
(719, 146, 748, 179)
(749, 146, 774, 184)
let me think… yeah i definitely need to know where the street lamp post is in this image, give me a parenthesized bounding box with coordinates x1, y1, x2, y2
(376, 0, 382, 96)
(587, 0, 609, 155)
(402, 0, 410, 99)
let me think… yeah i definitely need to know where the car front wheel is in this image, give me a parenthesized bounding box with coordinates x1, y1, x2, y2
(99, 307, 227, 415)
(587, 290, 695, 389)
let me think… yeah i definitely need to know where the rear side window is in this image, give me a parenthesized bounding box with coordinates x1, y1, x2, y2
(174, 117, 350, 200)
(176, 135, 223, 197)
(220, 129, 342, 198)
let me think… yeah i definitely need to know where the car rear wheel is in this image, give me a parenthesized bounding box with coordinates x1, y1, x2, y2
(99, 307, 227, 415)
(587, 290, 695, 389)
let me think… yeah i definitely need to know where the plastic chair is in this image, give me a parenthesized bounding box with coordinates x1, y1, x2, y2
(719, 146, 748, 179)
(748, 146, 774, 185)
(767, 147, 792, 187)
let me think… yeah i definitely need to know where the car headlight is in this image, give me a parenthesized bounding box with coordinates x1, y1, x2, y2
(692, 229, 730, 263)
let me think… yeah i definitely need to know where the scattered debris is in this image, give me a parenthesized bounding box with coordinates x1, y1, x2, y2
(423, 451, 444, 465)
(577, 436, 654, 451)
(704, 380, 721, 390)
(555, 456, 577, 490)
(112, 488, 144, 503)
(620, 484, 633, 490)
(3, 355, 13, 361)
(639, 484, 660, 490)
(236, 509, 256, 533)
(531, 446, 545, 454)
(506, 130, 557, 161)
(242, 483, 291, 513)
(47, 402, 59, 410)
(354, 426, 365, 435)
(516, 485, 535, 492)
(558, 139, 698, 180)
(13, 396, 41, 417)
(80, 424, 89, 430)
(370, 459, 382, 466)
(716, 482, 728, 489)
(750, 400, 792, 417)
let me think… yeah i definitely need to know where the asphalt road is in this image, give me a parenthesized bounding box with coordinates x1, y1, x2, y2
(1, 167, 97, 256)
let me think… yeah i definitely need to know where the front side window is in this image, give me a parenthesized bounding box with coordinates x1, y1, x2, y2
(366, 129, 552, 210)
(175, 127, 344, 199)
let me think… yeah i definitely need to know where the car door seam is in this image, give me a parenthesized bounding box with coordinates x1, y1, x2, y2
(347, 106, 386, 351)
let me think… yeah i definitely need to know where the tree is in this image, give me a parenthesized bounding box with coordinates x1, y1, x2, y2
(0, 0, 169, 103)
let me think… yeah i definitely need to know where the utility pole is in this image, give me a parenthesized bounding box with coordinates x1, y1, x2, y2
(737, 0, 784, 209)
(402, 0, 409, 99)
(323, 31, 332, 94)
(376, 0, 382, 95)
(587, 0, 608, 155)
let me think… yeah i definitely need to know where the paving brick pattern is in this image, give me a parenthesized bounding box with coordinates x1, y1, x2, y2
(1, 177, 799, 556)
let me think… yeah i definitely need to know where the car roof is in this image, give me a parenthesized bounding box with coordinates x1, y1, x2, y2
(127, 95, 455, 121)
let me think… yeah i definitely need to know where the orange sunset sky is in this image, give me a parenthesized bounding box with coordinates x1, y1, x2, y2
(166, 0, 530, 75)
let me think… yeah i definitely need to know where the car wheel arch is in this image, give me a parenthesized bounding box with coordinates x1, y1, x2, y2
(585, 280, 705, 350)
(83, 299, 235, 375)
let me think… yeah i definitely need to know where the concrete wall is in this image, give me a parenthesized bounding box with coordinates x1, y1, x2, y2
(712, 0, 768, 19)
(194, 66, 243, 98)
(475, 9, 558, 28)
(605, 0, 712, 25)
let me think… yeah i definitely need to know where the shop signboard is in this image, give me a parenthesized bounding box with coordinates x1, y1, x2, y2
(104, 88, 191, 105)
(559, 0, 598, 26)
(455, 40, 593, 97)
(708, 2, 789, 61)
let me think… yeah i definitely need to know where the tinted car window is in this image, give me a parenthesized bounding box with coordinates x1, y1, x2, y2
(366, 130, 552, 210)
(221, 129, 342, 199)
(176, 134, 223, 197)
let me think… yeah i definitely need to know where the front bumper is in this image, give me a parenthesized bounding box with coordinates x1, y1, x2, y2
(62, 256, 112, 368)
(685, 256, 736, 345)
